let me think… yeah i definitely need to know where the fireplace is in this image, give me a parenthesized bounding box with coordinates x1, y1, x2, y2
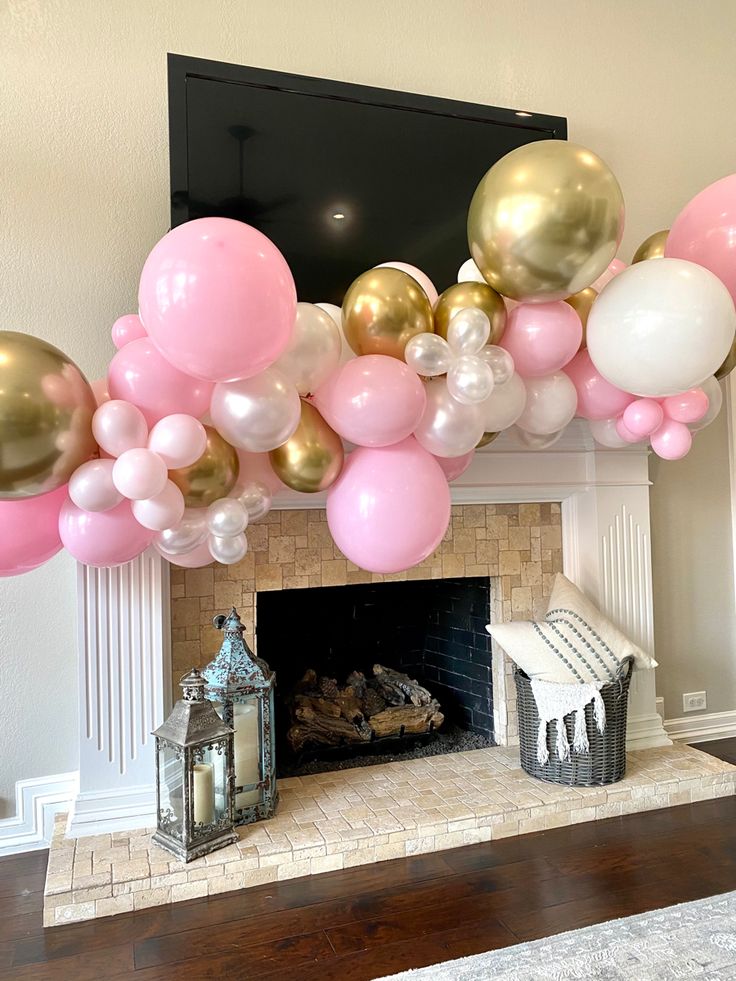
(255, 577, 493, 776)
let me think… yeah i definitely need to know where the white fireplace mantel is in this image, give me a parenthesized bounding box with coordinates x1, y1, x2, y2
(68, 420, 670, 837)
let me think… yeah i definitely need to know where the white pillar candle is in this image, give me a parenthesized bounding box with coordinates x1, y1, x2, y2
(234, 702, 261, 808)
(192, 762, 215, 826)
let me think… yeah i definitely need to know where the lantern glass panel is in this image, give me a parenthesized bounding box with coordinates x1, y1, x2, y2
(233, 696, 262, 809)
(191, 742, 229, 831)
(158, 742, 184, 841)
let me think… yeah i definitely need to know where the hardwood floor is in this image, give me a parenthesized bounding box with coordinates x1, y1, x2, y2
(3, 741, 736, 980)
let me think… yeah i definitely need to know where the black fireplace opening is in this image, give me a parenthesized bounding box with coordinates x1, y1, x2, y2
(255, 577, 493, 776)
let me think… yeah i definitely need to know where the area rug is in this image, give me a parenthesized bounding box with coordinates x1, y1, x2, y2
(377, 890, 736, 980)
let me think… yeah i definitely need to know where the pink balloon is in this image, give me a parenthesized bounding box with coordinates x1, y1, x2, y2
(314, 355, 427, 447)
(0, 484, 67, 576)
(565, 350, 633, 421)
(108, 338, 213, 427)
(622, 399, 665, 438)
(666, 174, 736, 305)
(148, 414, 207, 469)
(59, 499, 154, 567)
(111, 314, 146, 350)
(615, 417, 645, 444)
(435, 450, 474, 482)
(112, 448, 168, 501)
(326, 437, 451, 574)
(155, 539, 213, 568)
(138, 217, 297, 383)
(662, 388, 710, 424)
(235, 450, 286, 496)
(69, 459, 123, 512)
(650, 418, 693, 460)
(590, 258, 627, 293)
(90, 378, 110, 406)
(500, 302, 582, 377)
(92, 400, 148, 458)
(132, 480, 185, 531)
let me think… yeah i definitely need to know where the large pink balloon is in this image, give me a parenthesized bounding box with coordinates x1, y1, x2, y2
(0, 484, 67, 576)
(500, 302, 582, 377)
(666, 174, 736, 304)
(111, 314, 146, 350)
(59, 499, 154, 567)
(565, 350, 633, 421)
(326, 437, 451, 574)
(108, 338, 213, 427)
(314, 355, 426, 447)
(138, 217, 297, 383)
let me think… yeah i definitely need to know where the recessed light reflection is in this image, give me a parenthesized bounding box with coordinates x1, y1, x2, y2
(332, 212, 346, 221)
(515, 111, 533, 118)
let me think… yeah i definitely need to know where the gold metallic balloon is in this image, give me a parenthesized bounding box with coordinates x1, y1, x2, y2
(631, 229, 669, 264)
(269, 400, 344, 493)
(0, 330, 97, 499)
(169, 425, 239, 508)
(564, 286, 598, 348)
(716, 339, 736, 381)
(342, 268, 433, 359)
(476, 431, 500, 448)
(467, 141, 624, 302)
(434, 282, 507, 344)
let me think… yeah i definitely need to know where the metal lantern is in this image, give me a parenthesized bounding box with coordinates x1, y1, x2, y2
(204, 608, 278, 826)
(152, 668, 238, 862)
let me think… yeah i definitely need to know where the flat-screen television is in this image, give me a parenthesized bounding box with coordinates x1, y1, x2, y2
(168, 55, 567, 304)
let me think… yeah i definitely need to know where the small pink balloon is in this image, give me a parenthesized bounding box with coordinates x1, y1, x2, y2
(590, 258, 627, 293)
(90, 378, 110, 406)
(435, 450, 475, 482)
(564, 350, 633, 421)
(623, 399, 665, 438)
(650, 418, 693, 460)
(111, 314, 147, 350)
(69, 459, 122, 512)
(59, 498, 154, 567)
(148, 414, 207, 469)
(92, 400, 148, 458)
(662, 388, 709, 424)
(132, 480, 185, 531)
(500, 302, 582, 377)
(108, 338, 213, 427)
(313, 355, 427, 447)
(235, 450, 286, 496)
(326, 436, 451, 574)
(155, 539, 213, 568)
(0, 484, 67, 576)
(138, 216, 297, 383)
(615, 417, 645, 444)
(112, 448, 168, 501)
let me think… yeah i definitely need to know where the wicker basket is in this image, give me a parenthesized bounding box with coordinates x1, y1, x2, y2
(514, 658, 633, 786)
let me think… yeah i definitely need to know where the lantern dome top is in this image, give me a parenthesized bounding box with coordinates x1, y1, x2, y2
(204, 607, 274, 695)
(153, 667, 233, 747)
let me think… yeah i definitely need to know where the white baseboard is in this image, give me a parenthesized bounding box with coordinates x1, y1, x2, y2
(665, 709, 736, 744)
(66, 783, 157, 838)
(0, 772, 79, 856)
(626, 712, 673, 751)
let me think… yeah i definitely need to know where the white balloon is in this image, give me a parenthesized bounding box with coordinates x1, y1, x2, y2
(211, 368, 302, 453)
(208, 532, 248, 565)
(481, 372, 527, 431)
(375, 261, 439, 306)
(690, 375, 723, 432)
(457, 258, 486, 284)
(447, 308, 491, 356)
(156, 511, 208, 555)
(479, 345, 515, 386)
(273, 302, 342, 396)
(589, 417, 631, 448)
(132, 480, 185, 531)
(316, 303, 353, 366)
(447, 356, 494, 405)
(404, 333, 452, 377)
(237, 480, 272, 521)
(207, 497, 248, 537)
(514, 427, 565, 450)
(516, 373, 578, 435)
(413, 377, 485, 457)
(69, 458, 122, 512)
(587, 258, 736, 397)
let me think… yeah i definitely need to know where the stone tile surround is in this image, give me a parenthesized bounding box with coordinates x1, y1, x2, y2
(44, 743, 736, 926)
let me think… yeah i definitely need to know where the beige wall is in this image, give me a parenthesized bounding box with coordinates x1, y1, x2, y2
(2, 0, 735, 813)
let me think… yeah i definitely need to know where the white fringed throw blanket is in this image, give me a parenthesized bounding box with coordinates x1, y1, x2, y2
(530, 678, 606, 764)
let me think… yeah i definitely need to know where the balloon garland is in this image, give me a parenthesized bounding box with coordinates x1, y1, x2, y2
(2, 140, 736, 577)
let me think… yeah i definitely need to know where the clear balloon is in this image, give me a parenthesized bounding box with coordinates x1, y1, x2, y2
(156, 539, 213, 568)
(207, 498, 248, 537)
(435, 450, 475, 481)
(690, 376, 723, 432)
(374, 261, 439, 306)
(237, 480, 272, 521)
(479, 345, 514, 387)
(650, 419, 692, 460)
(481, 372, 527, 432)
(515, 428, 565, 450)
(457, 258, 486, 284)
(404, 333, 453, 377)
(0, 484, 67, 576)
(501, 302, 582, 378)
(516, 373, 578, 435)
(564, 349, 633, 421)
(273, 302, 342, 396)
(662, 389, 709, 424)
(413, 378, 485, 457)
(111, 314, 146, 350)
(208, 532, 248, 565)
(589, 417, 631, 448)
(92, 400, 148, 458)
(622, 399, 664, 438)
(112, 448, 168, 501)
(211, 367, 301, 453)
(69, 459, 122, 512)
(131, 480, 185, 531)
(447, 355, 494, 405)
(156, 511, 208, 555)
(59, 499, 154, 567)
(148, 414, 207, 469)
(616, 417, 644, 444)
(447, 308, 491, 356)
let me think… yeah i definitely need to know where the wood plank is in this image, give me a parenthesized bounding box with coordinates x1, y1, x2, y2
(4, 942, 134, 980)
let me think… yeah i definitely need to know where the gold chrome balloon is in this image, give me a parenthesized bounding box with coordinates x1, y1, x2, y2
(631, 229, 669, 264)
(342, 268, 433, 359)
(169, 425, 239, 507)
(476, 431, 500, 448)
(434, 282, 507, 345)
(716, 339, 736, 381)
(467, 141, 624, 302)
(564, 286, 598, 348)
(0, 330, 97, 499)
(269, 400, 344, 493)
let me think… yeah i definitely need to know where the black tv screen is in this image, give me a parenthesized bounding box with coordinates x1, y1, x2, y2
(168, 55, 566, 304)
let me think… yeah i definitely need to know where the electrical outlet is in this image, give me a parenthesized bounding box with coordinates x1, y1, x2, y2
(682, 691, 707, 713)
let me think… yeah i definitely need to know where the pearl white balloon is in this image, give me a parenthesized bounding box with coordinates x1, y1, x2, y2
(237, 480, 272, 521)
(447, 356, 494, 405)
(447, 309, 491, 356)
(404, 333, 452, 376)
(413, 378, 485, 457)
(375, 262, 439, 306)
(589, 417, 631, 448)
(481, 372, 527, 431)
(514, 427, 565, 449)
(156, 511, 208, 555)
(315, 303, 353, 366)
(208, 532, 248, 565)
(479, 345, 515, 386)
(211, 367, 301, 453)
(132, 480, 185, 531)
(457, 258, 486, 284)
(273, 302, 342, 396)
(147, 414, 207, 469)
(690, 375, 723, 432)
(206, 497, 248, 537)
(587, 258, 736, 397)
(516, 373, 578, 435)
